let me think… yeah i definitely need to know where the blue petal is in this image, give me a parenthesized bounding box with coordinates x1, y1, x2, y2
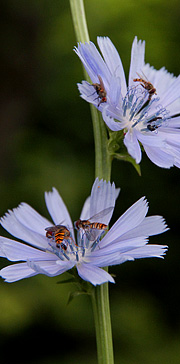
(0, 237, 56, 262)
(77, 263, 115, 285)
(45, 187, 74, 239)
(126, 244, 168, 259)
(136, 130, 165, 148)
(109, 76, 122, 107)
(124, 130, 142, 163)
(80, 179, 119, 221)
(101, 197, 148, 247)
(0, 262, 37, 283)
(157, 75, 180, 109)
(117, 215, 169, 240)
(89, 178, 120, 225)
(102, 109, 124, 131)
(1, 210, 48, 250)
(128, 37, 145, 87)
(28, 259, 74, 277)
(13, 202, 51, 235)
(143, 145, 174, 168)
(88, 242, 167, 268)
(88, 251, 134, 268)
(74, 41, 111, 84)
(97, 37, 127, 95)
(92, 237, 148, 256)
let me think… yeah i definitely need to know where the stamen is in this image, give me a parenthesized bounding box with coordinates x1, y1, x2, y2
(123, 86, 151, 123)
(122, 96, 128, 117)
(129, 97, 140, 120)
(69, 241, 75, 252)
(82, 247, 86, 257)
(62, 251, 70, 260)
(131, 96, 161, 128)
(91, 240, 98, 252)
(122, 88, 135, 116)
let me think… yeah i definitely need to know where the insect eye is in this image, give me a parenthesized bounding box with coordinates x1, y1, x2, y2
(75, 220, 79, 228)
(46, 231, 53, 238)
(61, 243, 68, 251)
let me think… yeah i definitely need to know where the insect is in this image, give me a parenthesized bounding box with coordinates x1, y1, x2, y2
(92, 75, 107, 106)
(147, 124, 158, 131)
(133, 72, 157, 101)
(45, 225, 71, 250)
(74, 207, 113, 241)
(147, 116, 162, 131)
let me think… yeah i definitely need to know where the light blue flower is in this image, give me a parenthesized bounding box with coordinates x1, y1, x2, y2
(0, 179, 168, 285)
(75, 37, 180, 168)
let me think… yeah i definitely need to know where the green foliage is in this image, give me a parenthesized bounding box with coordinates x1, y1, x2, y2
(108, 129, 141, 175)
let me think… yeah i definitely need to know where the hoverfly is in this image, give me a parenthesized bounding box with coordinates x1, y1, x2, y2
(74, 207, 113, 241)
(45, 225, 71, 251)
(147, 124, 158, 131)
(133, 72, 157, 101)
(147, 116, 162, 131)
(92, 75, 107, 107)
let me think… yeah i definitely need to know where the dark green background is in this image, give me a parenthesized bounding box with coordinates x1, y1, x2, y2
(0, 1, 180, 363)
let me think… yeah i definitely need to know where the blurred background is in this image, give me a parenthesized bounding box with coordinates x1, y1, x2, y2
(0, 0, 180, 363)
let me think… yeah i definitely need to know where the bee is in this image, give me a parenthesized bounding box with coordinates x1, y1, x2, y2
(45, 225, 71, 250)
(147, 116, 162, 131)
(74, 207, 113, 241)
(133, 72, 157, 101)
(92, 75, 107, 106)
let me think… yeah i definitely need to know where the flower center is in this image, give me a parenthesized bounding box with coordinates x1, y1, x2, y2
(122, 86, 169, 132)
(45, 226, 104, 262)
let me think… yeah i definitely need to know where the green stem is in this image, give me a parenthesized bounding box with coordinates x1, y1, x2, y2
(70, 1, 114, 363)
(69, 0, 90, 43)
(70, 0, 112, 181)
(91, 278, 114, 364)
(90, 106, 112, 180)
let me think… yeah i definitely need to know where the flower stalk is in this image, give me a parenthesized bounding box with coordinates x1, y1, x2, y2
(91, 280, 114, 364)
(70, 0, 112, 181)
(70, 0, 114, 362)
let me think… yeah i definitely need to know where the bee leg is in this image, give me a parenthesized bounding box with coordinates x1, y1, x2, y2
(88, 90, 97, 97)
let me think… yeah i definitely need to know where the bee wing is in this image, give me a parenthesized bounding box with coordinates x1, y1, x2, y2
(45, 225, 56, 232)
(45, 223, 67, 232)
(88, 206, 113, 223)
(86, 225, 108, 241)
(97, 75, 105, 89)
(135, 72, 142, 80)
(137, 70, 150, 82)
(86, 229, 101, 241)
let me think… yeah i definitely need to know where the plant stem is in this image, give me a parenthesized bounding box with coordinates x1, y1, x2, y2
(70, 1, 114, 363)
(69, 0, 90, 43)
(70, 0, 112, 181)
(91, 278, 114, 364)
(91, 106, 112, 180)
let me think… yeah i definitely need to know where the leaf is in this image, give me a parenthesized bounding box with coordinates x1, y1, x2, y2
(108, 129, 124, 154)
(113, 152, 141, 176)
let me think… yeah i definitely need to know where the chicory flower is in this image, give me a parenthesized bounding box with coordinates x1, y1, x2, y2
(0, 179, 168, 285)
(75, 37, 180, 168)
